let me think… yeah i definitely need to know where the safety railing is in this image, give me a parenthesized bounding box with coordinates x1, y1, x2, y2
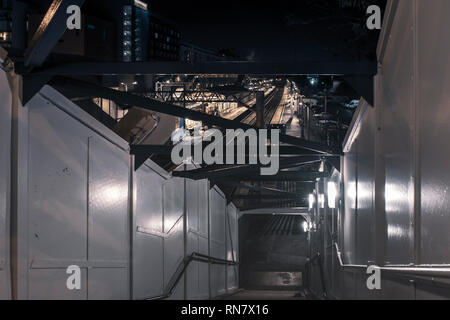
(333, 243, 450, 287)
(145, 252, 238, 300)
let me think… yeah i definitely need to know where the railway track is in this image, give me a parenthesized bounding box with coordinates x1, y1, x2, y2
(240, 87, 284, 126)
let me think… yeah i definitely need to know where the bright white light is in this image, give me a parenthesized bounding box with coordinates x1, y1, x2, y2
(347, 182, 356, 200)
(328, 181, 337, 209)
(99, 184, 127, 206)
(308, 76, 318, 86)
(319, 161, 325, 173)
(302, 221, 309, 232)
(385, 183, 411, 213)
(387, 224, 410, 239)
(318, 194, 325, 209)
(308, 194, 315, 209)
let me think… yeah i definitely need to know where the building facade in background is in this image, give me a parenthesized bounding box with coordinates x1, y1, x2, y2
(122, 0, 180, 62)
(0, 0, 12, 48)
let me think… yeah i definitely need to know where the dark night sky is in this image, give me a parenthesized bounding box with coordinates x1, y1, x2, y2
(148, 0, 384, 62)
(26, 0, 384, 62)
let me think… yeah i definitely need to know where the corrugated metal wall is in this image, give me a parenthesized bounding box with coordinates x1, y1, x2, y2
(1, 79, 238, 300)
(310, 0, 450, 300)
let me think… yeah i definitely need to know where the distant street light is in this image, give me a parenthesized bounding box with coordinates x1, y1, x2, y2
(120, 81, 138, 92)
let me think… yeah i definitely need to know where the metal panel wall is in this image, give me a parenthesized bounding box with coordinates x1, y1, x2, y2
(0, 71, 12, 300)
(355, 108, 375, 265)
(226, 203, 238, 293)
(21, 86, 130, 300)
(342, 143, 357, 263)
(342, 104, 376, 266)
(197, 180, 211, 298)
(132, 172, 237, 300)
(209, 187, 227, 298)
(381, 0, 415, 264)
(133, 163, 166, 299)
(417, 0, 450, 264)
(11, 83, 239, 300)
(327, 171, 342, 299)
(163, 176, 185, 300)
(87, 137, 129, 299)
(326, 0, 450, 299)
(186, 179, 210, 300)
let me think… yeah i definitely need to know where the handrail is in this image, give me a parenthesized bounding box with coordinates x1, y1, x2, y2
(145, 252, 238, 300)
(334, 243, 450, 281)
(334, 243, 366, 269)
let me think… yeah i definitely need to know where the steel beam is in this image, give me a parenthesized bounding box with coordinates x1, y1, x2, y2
(24, 0, 86, 70)
(144, 91, 249, 104)
(130, 144, 330, 157)
(215, 181, 298, 196)
(172, 156, 322, 180)
(49, 77, 341, 156)
(232, 194, 302, 200)
(222, 171, 325, 182)
(239, 204, 310, 212)
(32, 60, 377, 75)
(50, 76, 256, 129)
